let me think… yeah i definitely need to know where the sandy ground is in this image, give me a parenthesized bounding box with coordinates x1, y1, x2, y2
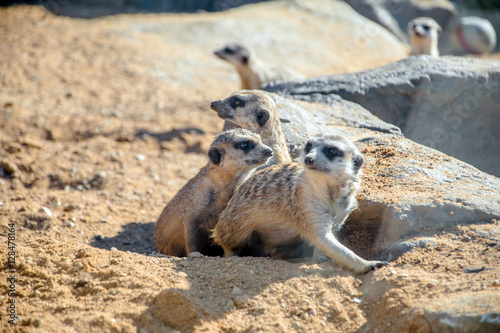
(0, 4, 499, 333)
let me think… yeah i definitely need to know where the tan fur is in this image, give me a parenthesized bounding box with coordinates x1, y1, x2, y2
(408, 17, 441, 57)
(213, 134, 388, 274)
(214, 42, 303, 90)
(153, 129, 273, 257)
(211, 90, 292, 166)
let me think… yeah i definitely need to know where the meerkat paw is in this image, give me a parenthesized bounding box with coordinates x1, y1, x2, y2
(361, 260, 390, 273)
(188, 251, 204, 258)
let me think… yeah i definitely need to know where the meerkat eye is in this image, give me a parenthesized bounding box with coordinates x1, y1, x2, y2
(323, 146, 344, 160)
(422, 25, 430, 31)
(304, 143, 312, 153)
(234, 140, 255, 152)
(230, 97, 244, 109)
(224, 47, 235, 54)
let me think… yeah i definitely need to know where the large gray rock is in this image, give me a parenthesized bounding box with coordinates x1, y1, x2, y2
(344, 0, 408, 42)
(265, 55, 500, 177)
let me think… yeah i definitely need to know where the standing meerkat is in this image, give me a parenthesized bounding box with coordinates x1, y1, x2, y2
(153, 129, 273, 257)
(214, 42, 303, 90)
(210, 90, 292, 165)
(408, 17, 441, 56)
(212, 134, 389, 274)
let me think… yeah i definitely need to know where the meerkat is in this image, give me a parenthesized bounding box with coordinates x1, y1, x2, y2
(408, 17, 441, 56)
(214, 42, 303, 90)
(210, 90, 292, 166)
(153, 129, 273, 257)
(212, 134, 389, 274)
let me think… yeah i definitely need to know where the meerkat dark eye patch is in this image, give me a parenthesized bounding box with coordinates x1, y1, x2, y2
(256, 110, 270, 127)
(234, 140, 256, 153)
(224, 47, 235, 54)
(323, 146, 344, 160)
(304, 142, 312, 153)
(422, 25, 430, 31)
(208, 148, 222, 164)
(230, 96, 245, 109)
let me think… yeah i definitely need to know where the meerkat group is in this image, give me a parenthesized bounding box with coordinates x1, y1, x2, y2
(154, 89, 388, 274)
(213, 133, 387, 273)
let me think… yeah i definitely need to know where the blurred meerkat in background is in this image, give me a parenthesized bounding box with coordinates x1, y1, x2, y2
(214, 42, 303, 90)
(408, 17, 441, 56)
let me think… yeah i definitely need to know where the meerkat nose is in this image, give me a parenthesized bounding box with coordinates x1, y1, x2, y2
(264, 149, 273, 157)
(304, 157, 315, 165)
(210, 101, 218, 110)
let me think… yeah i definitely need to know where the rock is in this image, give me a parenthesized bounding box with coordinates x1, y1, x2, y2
(233, 295, 251, 309)
(406, 294, 500, 333)
(187, 251, 203, 258)
(0, 159, 18, 178)
(148, 289, 201, 330)
(265, 93, 500, 249)
(380, 238, 438, 261)
(344, 0, 408, 42)
(265, 56, 500, 177)
(232, 286, 243, 296)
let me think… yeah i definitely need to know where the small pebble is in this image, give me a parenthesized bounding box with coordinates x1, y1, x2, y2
(232, 286, 243, 296)
(188, 251, 203, 258)
(233, 295, 251, 309)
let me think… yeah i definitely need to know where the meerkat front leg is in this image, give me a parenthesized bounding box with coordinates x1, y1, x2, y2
(305, 218, 388, 274)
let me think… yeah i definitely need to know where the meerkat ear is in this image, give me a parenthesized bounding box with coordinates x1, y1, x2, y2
(208, 148, 222, 165)
(241, 55, 249, 65)
(256, 109, 270, 127)
(353, 153, 364, 174)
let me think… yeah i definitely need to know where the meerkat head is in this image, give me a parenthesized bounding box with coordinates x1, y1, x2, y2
(214, 43, 251, 67)
(210, 91, 276, 133)
(301, 134, 364, 179)
(408, 17, 441, 55)
(207, 129, 273, 172)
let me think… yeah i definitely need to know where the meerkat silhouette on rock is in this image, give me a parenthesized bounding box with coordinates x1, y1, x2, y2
(153, 129, 273, 257)
(211, 90, 292, 166)
(408, 17, 441, 56)
(213, 134, 389, 274)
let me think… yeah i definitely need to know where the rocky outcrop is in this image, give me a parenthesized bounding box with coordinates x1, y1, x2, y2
(265, 55, 500, 177)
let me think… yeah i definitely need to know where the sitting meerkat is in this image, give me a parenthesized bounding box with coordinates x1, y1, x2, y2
(210, 90, 292, 165)
(214, 42, 303, 90)
(408, 17, 441, 56)
(153, 129, 273, 257)
(212, 134, 389, 274)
